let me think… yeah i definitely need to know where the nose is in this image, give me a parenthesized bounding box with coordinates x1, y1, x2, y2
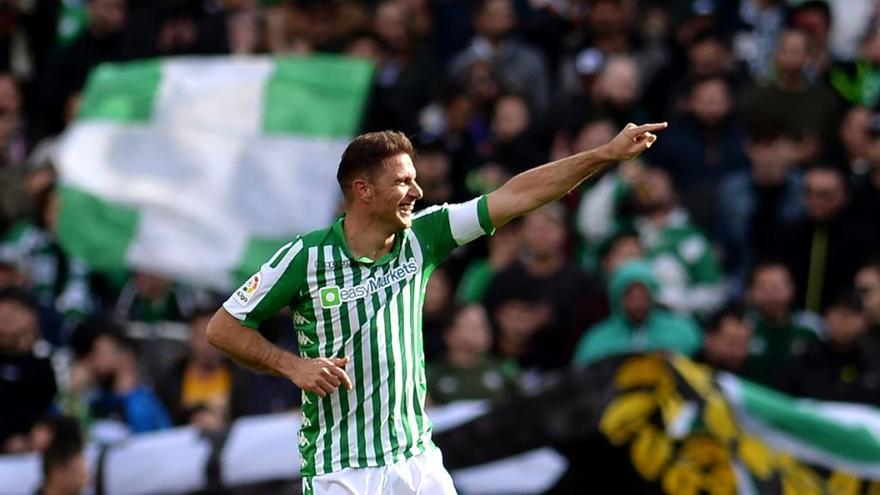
(410, 180, 423, 200)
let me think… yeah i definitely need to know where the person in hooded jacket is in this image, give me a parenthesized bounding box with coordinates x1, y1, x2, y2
(571, 260, 702, 366)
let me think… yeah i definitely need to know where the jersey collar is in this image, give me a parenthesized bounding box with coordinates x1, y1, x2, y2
(331, 215, 405, 266)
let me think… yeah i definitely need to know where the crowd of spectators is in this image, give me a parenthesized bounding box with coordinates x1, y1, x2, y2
(3, 0, 880, 478)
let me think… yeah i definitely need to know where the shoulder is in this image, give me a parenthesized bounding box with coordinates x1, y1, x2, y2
(412, 203, 447, 221)
(299, 225, 334, 247)
(583, 319, 620, 340)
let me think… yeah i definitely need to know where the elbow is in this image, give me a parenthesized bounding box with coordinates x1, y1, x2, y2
(205, 312, 224, 348)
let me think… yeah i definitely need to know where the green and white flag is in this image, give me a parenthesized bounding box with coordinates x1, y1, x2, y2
(719, 373, 880, 480)
(55, 56, 374, 290)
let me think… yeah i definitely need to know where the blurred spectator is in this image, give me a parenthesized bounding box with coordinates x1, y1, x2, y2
(70, 318, 171, 434)
(0, 287, 56, 453)
(784, 292, 880, 405)
(732, 0, 787, 80)
(0, 74, 25, 168)
(590, 55, 646, 129)
(483, 93, 543, 173)
(226, 7, 267, 55)
(577, 165, 725, 316)
(154, 2, 204, 56)
(0, 245, 27, 288)
(647, 75, 748, 230)
(412, 140, 455, 208)
(159, 308, 235, 430)
(580, 0, 633, 55)
(830, 26, 880, 107)
(572, 260, 702, 367)
(789, 1, 834, 81)
(485, 203, 603, 368)
(422, 266, 454, 361)
(850, 111, 880, 227)
(366, 0, 442, 134)
(0, 166, 28, 235)
(457, 59, 502, 141)
(645, 29, 745, 120)
(697, 303, 752, 375)
(36, 0, 132, 140)
(550, 47, 605, 134)
(743, 262, 822, 388)
(716, 128, 803, 293)
(597, 229, 643, 280)
(490, 286, 550, 373)
(113, 270, 205, 381)
(550, 116, 616, 181)
(298, 0, 352, 53)
(838, 106, 871, 178)
(427, 303, 519, 405)
(741, 28, 840, 159)
(773, 164, 877, 312)
(456, 219, 520, 305)
(855, 262, 880, 340)
(1, 186, 94, 337)
(113, 271, 199, 324)
(450, 0, 550, 112)
(36, 417, 88, 495)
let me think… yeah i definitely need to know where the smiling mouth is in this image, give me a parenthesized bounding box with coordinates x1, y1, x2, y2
(399, 204, 414, 215)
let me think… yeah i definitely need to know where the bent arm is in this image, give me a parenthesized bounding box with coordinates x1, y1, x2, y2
(487, 122, 666, 227)
(207, 308, 353, 396)
(206, 308, 297, 377)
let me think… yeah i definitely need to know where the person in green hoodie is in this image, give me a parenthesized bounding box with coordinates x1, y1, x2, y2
(572, 260, 702, 366)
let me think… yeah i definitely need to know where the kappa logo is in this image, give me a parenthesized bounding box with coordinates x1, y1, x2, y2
(298, 332, 315, 347)
(316, 259, 352, 270)
(234, 274, 261, 304)
(292, 311, 309, 326)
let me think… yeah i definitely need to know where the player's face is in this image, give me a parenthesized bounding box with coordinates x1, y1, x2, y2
(372, 153, 423, 230)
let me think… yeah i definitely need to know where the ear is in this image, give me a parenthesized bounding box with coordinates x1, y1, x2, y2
(352, 178, 372, 202)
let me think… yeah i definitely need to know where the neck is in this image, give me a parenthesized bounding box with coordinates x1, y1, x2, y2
(762, 308, 789, 326)
(447, 348, 482, 368)
(42, 479, 69, 495)
(526, 252, 563, 277)
(343, 208, 397, 260)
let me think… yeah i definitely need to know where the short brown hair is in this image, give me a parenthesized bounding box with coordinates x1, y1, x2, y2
(337, 131, 414, 199)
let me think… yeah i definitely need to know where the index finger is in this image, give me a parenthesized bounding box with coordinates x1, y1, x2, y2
(328, 365, 354, 390)
(632, 122, 668, 134)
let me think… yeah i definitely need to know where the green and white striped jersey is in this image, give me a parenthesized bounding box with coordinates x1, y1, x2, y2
(223, 196, 495, 476)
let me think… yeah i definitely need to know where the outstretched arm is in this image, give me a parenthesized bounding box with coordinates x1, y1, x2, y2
(487, 122, 666, 227)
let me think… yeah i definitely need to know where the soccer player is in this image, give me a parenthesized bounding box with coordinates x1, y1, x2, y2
(207, 122, 666, 494)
